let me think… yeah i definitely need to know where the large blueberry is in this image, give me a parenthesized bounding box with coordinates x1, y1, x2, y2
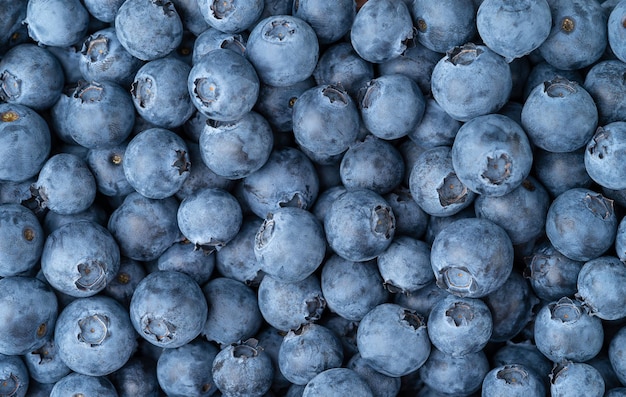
(584, 60, 626, 125)
(157, 241, 215, 285)
(115, 0, 184, 61)
(533, 148, 593, 198)
(377, 236, 433, 294)
(129, 270, 208, 348)
(377, 42, 441, 95)
(609, 1, 626, 63)
(192, 27, 246, 64)
(86, 143, 135, 198)
(212, 339, 274, 397)
(431, 43, 512, 121)
(411, 0, 477, 54)
(25, 0, 89, 47)
(302, 368, 373, 397)
(324, 188, 395, 262)
(23, 338, 71, 384)
(123, 127, 191, 199)
(525, 241, 584, 302)
(545, 188, 617, 261)
(0, 276, 58, 356)
(0, 203, 43, 277)
(83, 0, 125, 22)
(0, 354, 29, 397)
(350, 0, 414, 64)
(431, 217, 513, 298)
(585, 121, 626, 190)
(549, 361, 605, 397)
(481, 364, 546, 397)
(254, 78, 315, 133)
(357, 303, 430, 377)
(576, 256, 626, 320)
(293, 0, 355, 45)
(54, 295, 136, 376)
(198, 0, 264, 34)
(41, 220, 120, 298)
(50, 373, 118, 397)
(451, 113, 533, 197)
(408, 98, 462, 149)
(246, 15, 319, 86)
(188, 48, 260, 121)
(313, 42, 374, 99)
(215, 217, 264, 286)
(418, 347, 489, 396)
(0, 104, 51, 183)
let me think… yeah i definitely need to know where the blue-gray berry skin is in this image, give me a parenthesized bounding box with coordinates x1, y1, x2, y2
(303, 368, 374, 397)
(585, 121, 626, 190)
(419, 347, 490, 396)
(411, 0, 477, 54)
(157, 339, 218, 397)
(481, 364, 547, 397)
(549, 362, 606, 397)
(212, 339, 274, 397)
(50, 373, 118, 397)
(576, 256, 626, 321)
(377, 236, 433, 294)
(0, 354, 30, 397)
(0, 203, 44, 277)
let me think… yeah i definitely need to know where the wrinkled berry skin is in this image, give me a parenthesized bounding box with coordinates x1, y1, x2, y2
(534, 297, 604, 363)
(0, 276, 58, 356)
(431, 43, 512, 122)
(357, 303, 431, 377)
(451, 114, 533, 197)
(188, 48, 260, 122)
(115, 0, 183, 61)
(54, 295, 137, 376)
(246, 15, 319, 86)
(0, 103, 51, 183)
(430, 218, 514, 298)
(324, 188, 395, 262)
(350, 0, 414, 64)
(576, 256, 626, 321)
(545, 188, 617, 261)
(130, 270, 208, 349)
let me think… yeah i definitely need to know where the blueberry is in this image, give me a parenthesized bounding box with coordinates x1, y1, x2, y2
(384, 187, 429, 240)
(170, 0, 210, 35)
(409, 145, 476, 217)
(584, 60, 626, 125)
(292, 84, 360, 164)
(188, 48, 260, 121)
(545, 188, 617, 261)
(302, 368, 374, 397)
(157, 241, 215, 285)
(394, 280, 450, 318)
(241, 147, 320, 219)
(345, 353, 400, 397)
(524, 241, 585, 302)
(255, 207, 325, 283)
(192, 27, 247, 64)
(201, 277, 263, 346)
(537, 0, 607, 70)
(576, 256, 626, 320)
(431, 217, 513, 298)
(175, 140, 235, 200)
(585, 121, 626, 190)
(156, 338, 219, 397)
(534, 297, 604, 363)
(54, 295, 137, 376)
(427, 294, 492, 357)
(50, 372, 118, 397)
(609, 1, 626, 63)
(23, 338, 71, 384)
(356, 303, 430, 377)
(483, 270, 538, 343)
(452, 113, 533, 197)
(418, 347, 489, 396)
(377, 236, 433, 294)
(213, 339, 274, 397)
(103, 257, 147, 309)
(292, 0, 355, 45)
(0, 354, 29, 397)
(258, 274, 326, 332)
(255, 78, 315, 133)
(350, 0, 414, 64)
(321, 255, 389, 321)
(0, 2, 27, 51)
(0, 44, 65, 110)
(215, 217, 265, 286)
(549, 361, 605, 397)
(41, 220, 120, 298)
(61, 80, 136, 149)
(481, 364, 546, 397)
(86, 143, 135, 198)
(83, 0, 125, 23)
(522, 61, 584, 101)
(477, 0, 551, 62)
(474, 177, 550, 245)
(198, 0, 264, 34)
(107, 193, 181, 261)
(0, 276, 58, 356)
(377, 42, 441, 95)
(340, 136, 405, 195)
(313, 43, 373, 101)
(0, 204, 43, 277)
(492, 340, 552, 385)
(200, 111, 274, 179)
(533, 148, 593, 198)
(279, 323, 344, 385)
(177, 187, 242, 250)
(408, 98, 462, 149)
(431, 43, 512, 121)
(411, 0, 477, 54)
(246, 15, 319, 86)
(124, 127, 191, 199)
(30, 153, 97, 215)
(115, 0, 184, 61)
(109, 357, 160, 397)
(0, 104, 51, 183)
(324, 188, 395, 262)
(609, 325, 626, 386)
(130, 270, 208, 348)
(131, 57, 195, 129)
(79, 27, 144, 87)
(25, 0, 89, 47)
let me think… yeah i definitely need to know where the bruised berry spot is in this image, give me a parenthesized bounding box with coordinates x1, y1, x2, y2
(201, 384, 212, 393)
(0, 110, 19, 122)
(522, 179, 535, 191)
(623, 17, 626, 29)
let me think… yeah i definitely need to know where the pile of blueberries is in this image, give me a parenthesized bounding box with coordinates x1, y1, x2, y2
(4, 0, 626, 395)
